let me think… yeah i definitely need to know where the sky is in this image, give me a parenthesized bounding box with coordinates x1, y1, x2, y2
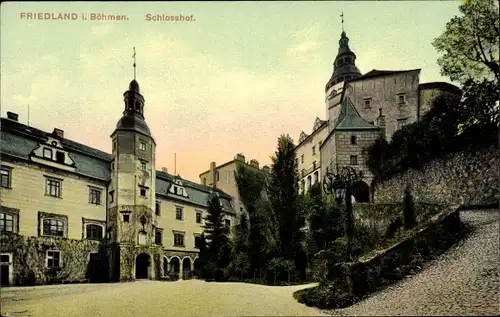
(1, 1, 462, 183)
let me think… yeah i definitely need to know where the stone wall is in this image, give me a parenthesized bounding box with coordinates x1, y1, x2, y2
(354, 202, 446, 239)
(331, 205, 462, 299)
(373, 146, 499, 206)
(0, 233, 101, 285)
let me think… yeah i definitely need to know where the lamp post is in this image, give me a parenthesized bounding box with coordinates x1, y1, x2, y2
(323, 165, 359, 261)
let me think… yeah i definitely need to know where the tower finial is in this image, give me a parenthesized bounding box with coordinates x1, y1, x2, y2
(132, 47, 136, 80)
(340, 11, 344, 32)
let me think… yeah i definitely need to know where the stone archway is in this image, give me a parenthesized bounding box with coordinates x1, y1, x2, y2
(169, 257, 180, 275)
(193, 258, 201, 273)
(352, 181, 370, 202)
(136, 253, 151, 279)
(182, 257, 192, 279)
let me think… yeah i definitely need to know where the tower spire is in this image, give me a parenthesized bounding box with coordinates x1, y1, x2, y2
(132, 47, 137, 80)
(340, 11, 344, 32)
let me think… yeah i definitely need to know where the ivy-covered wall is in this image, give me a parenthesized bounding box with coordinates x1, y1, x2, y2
(373, 146, 499, 206)
(0, 233, 101, 285)
(353, 202, 446, 238)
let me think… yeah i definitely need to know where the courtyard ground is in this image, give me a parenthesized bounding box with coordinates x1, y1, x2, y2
(1, 209, 498, 317)
(0, 279, 325, 317)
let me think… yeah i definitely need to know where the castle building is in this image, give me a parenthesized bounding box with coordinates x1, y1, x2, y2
(0, 78, 236, 286)
(296, 28, 462, 196)
(198, 154, 270, 223)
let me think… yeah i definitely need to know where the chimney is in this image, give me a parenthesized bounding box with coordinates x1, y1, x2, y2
(249, 159, 259, 169)
(7, 112, 18, 121)
(53, 128, 64, 139)
(262, 165, 270, 173)
(235, 153, 245, 162)
(210, 162, 217, 188)
(161, 167, 168, 173)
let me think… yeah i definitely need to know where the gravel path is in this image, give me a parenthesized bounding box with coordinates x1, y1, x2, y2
(324, 209, 500, 316)
(0, 279, 325, 317)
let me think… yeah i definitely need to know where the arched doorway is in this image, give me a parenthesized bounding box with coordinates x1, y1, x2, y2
(352, 181, 370, 202)
(193, 258, 201, 273)
(182, 257, 192, 279)
(135, 253, 151, 279)
(169, 257, 180, 276)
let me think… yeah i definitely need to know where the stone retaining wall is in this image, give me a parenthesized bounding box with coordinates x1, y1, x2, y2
(373, 146, 499, 206)
(329, 205, 461, 298)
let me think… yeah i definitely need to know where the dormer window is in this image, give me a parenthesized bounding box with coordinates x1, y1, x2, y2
(179, 188, 184, 196)
(55, 151, 65, 164)
(140, 142, 146, 151)
(43, 148, 53, 159)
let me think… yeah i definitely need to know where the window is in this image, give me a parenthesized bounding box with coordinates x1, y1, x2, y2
(174, 233, 185, 246)
(196, 212, 202, 223)
(301, 154, 304, 163)
(140, 142, 146, 151)
(313, 161, 317, 170)
(45, 178, 61, 197)
(225, 219, 231, 228)
(174, 186, 178, 195)
(350, 155, 358, 165)
(140, 187, 147, 197)
(215, 171, 220, 182)
(89, 188, 101, 205)
(0, 212, 14, 232)
(109, 190, 114, 203)
(140, 162, 146, 171)
(155, 228, 163, 245)
(312, 146, 316, 155)
(1, 168, 11, 188)
(397, 118, 408, 130)
(179, 188, 184, 196)
(46, 250, 61, 268)
(43, 148, 53, 159)
(364, 98, 372, 108)
(351, 135, 357, 145)
(123, 214, 130, 222)
(398, 93, 406, 104)
(86, 224, 103, 240)
(55, 151, 65, 164)
(155, 201, 161, 216)
(175, 206, 183, 220)
(194, 235, 202, 249)
(43, 218, 65, 237)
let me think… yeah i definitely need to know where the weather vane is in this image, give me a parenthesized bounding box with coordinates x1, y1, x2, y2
(341, 11, 344, 32)
(132, 47, 137, 80)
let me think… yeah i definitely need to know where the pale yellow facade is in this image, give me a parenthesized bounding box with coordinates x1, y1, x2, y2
(0, 161, 106, 240)
(295, 118, 329, 194)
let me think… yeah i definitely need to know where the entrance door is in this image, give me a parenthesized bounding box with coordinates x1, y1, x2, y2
(135, 253, 151, 279)
(0, 254, 12, 286)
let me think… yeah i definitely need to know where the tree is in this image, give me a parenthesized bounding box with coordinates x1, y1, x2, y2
(203, 192, 232, 270)
(267, 134, 307, 277)
(432, 0, 499, 84)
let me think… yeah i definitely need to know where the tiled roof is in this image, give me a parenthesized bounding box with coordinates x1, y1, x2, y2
(0, 117, 234, 212)
(333, 98, 380, 131)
